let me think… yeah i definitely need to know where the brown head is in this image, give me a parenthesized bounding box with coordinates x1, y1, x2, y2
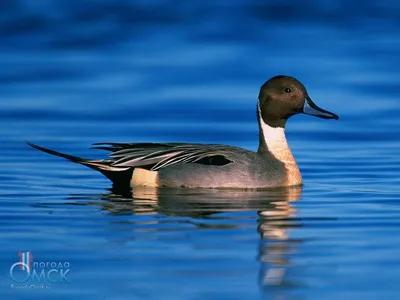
(258, 75, 338, 128)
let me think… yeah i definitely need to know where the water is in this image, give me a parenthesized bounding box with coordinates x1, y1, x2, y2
(1, 1, 400, 299)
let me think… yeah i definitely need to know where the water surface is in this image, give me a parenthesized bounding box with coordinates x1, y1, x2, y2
(1, 1, 400, 299)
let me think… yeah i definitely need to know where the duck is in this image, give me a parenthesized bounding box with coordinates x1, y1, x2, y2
(28, 75, 338, 189)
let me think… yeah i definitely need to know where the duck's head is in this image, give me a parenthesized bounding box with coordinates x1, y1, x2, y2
(258, 75, 339, 127)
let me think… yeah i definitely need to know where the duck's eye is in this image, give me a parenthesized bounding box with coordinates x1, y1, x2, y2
(284, 88, 291, 93)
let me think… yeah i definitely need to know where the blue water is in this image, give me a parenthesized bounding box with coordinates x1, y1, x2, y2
(1, 1, 400, 299)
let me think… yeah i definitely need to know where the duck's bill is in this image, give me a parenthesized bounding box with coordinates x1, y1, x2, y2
(303, 97, 339, 120)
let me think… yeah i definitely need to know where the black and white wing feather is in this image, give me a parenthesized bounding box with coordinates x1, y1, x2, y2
(92, 142, 234, 170)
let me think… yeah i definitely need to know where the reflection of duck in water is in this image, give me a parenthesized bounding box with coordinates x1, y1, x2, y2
(89, 185, 302, 288)
(257, 187, 302, 288)
(28, 76, 337, 189)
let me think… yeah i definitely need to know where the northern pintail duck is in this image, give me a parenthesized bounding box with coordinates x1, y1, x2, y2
(28, 76, 338, 189)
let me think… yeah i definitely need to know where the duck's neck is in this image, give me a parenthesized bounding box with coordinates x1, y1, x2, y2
(257, 103, 302, 186)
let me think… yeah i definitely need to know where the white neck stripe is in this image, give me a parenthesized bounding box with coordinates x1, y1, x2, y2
(257, 102, 287, 147)
(257, 101, 302, 185)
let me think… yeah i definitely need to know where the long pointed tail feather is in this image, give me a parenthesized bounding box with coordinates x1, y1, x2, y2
(27, 142, 134, 190)
(27, 141, 89, 164)
(26, 142, 130, 172)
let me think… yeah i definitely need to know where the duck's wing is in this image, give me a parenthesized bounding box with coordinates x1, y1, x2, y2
(92, 142, 235, 170)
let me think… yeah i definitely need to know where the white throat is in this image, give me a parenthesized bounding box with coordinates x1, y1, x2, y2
(257, 102, 296, 166)
(257, 101, 302, 186)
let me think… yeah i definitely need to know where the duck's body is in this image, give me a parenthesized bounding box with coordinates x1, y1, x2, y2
(28, 75, 338, 190)
(28, 140, 292, 189)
